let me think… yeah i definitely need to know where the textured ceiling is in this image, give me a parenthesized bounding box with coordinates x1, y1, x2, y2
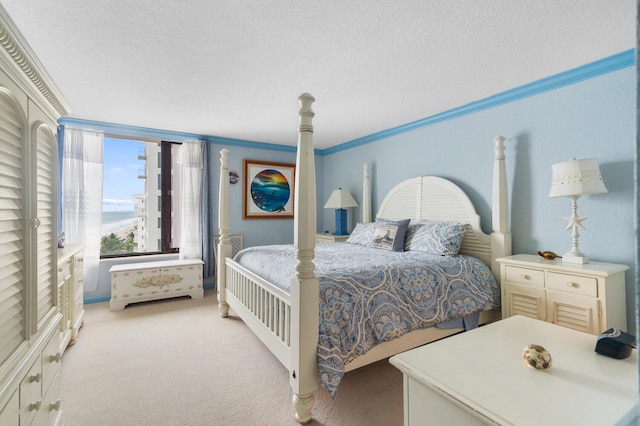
(0, 1, 635, 149)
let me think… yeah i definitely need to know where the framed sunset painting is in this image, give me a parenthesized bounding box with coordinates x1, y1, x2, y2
(243, 160, 295, 219)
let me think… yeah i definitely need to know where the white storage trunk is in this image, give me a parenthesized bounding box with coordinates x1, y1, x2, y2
(110, 259, 204, 310)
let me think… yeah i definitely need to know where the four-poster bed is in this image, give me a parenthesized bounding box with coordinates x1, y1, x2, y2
(216, 93, 511, 423)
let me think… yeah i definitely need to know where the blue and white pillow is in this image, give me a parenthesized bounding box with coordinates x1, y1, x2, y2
(371, 218, 410, 252)
(404, 220, 468, 255)
(346, 222, 376, 246)
(403, 223, 423, 248)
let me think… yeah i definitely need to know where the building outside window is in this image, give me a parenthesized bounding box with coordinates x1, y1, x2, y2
(101, 136, 181, 256)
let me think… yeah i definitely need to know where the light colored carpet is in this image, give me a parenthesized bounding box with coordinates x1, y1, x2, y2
(60, 290, 403, 425)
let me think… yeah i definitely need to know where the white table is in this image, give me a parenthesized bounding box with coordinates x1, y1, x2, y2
(389, 315, 638, 426)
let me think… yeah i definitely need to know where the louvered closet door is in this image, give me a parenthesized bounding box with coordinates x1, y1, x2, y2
(35, 125, 57, 326)
(0, 92, 26, 366)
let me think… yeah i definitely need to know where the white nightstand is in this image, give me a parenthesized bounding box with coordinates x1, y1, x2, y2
(316, 233, 349, 243)
(496, 254, 629, 335)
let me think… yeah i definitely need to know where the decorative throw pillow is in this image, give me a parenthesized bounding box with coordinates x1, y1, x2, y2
(405, 220, 469, 255)
(346, 222, 376, 246)
(371, 218, 410, 252)
(403, 223, 423, 251)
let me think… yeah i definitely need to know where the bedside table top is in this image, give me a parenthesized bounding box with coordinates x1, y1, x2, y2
(316, 233, 349, 242)
(496, 254, 629, 276)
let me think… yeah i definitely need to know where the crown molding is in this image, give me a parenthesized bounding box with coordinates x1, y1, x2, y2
(58, 117, 299, 153)
(322, 49, 635, 155)
(0, 4, 71, 118)
(56, 45, 634, 156)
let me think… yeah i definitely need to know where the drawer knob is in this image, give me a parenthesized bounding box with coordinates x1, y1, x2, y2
(566, 281, 577, 288)
(50, 400, 61, 411)
(49, 352, 62, 363)
(29, 372, 41, 383)
(520, 274, 530, 280)
(29, 401, 41, 411)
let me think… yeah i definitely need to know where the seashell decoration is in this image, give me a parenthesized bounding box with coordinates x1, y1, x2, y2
(537, 250, 561, 260)
(522, 344, 552, 369)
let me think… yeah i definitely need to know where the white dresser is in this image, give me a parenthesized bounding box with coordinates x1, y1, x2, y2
(389, 315, 638, 426)
(497, 254, 628, 335)
(57, 244, 84, 352)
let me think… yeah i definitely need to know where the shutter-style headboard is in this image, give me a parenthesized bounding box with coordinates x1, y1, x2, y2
(376, 176, 492, 267)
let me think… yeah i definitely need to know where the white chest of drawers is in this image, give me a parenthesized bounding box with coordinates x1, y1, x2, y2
(496, 254, 629, 335)
(57, 244, 84, 351)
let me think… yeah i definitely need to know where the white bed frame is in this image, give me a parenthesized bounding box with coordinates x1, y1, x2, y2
(216, 93, 511, 423)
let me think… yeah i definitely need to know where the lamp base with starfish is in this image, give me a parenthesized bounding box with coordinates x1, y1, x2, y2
(562, 195, 589, 264)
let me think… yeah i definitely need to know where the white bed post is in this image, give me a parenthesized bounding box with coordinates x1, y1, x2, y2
(362, 163, 372, 223)
(289, 93, 319, 423)
(490, 135, 512, 278)
(217, 148, 231, 317)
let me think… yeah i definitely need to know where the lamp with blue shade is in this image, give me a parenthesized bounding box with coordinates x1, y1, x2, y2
(324, 188, 358, 235)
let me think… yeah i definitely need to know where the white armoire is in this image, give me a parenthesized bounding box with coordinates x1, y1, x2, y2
(0, 6, 71, 426)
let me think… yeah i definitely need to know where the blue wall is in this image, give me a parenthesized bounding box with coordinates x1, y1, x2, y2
(64, 51, 637, 334)
(206, 143, 324, 248)
(317, 56, 636, 333)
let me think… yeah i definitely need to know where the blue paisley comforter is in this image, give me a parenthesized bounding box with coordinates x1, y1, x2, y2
(233, 242, 500, 396)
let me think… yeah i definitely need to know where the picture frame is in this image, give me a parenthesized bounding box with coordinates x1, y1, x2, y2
(243, 159, 296, 219)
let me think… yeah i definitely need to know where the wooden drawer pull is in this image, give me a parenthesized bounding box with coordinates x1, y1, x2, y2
(566, 281, 578, 288)
(50, 400, 61, 411)
(520, 274, 530, 280)
(49, 352, 62, 363)
(29, 401, 41, 411)
(29, 372, 41, 383)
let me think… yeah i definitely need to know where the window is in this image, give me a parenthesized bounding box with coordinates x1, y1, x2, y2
(101, 137, 181, 257)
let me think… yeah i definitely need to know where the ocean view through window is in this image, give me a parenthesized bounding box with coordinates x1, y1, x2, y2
(102, 211, 137, 235)
(101, 136, 180, 257)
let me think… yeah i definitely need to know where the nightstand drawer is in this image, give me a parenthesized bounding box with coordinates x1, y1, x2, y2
(547, 272, 597, 297)
(504, 266, 544, 287)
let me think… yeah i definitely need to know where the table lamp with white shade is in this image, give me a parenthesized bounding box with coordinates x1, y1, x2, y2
(324, 188, 358, 235)
(548, 158, 607, 264)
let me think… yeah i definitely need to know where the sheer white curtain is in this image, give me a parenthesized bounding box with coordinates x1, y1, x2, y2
(177, 141, 203, 260)
(62, 128, 103, 292)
